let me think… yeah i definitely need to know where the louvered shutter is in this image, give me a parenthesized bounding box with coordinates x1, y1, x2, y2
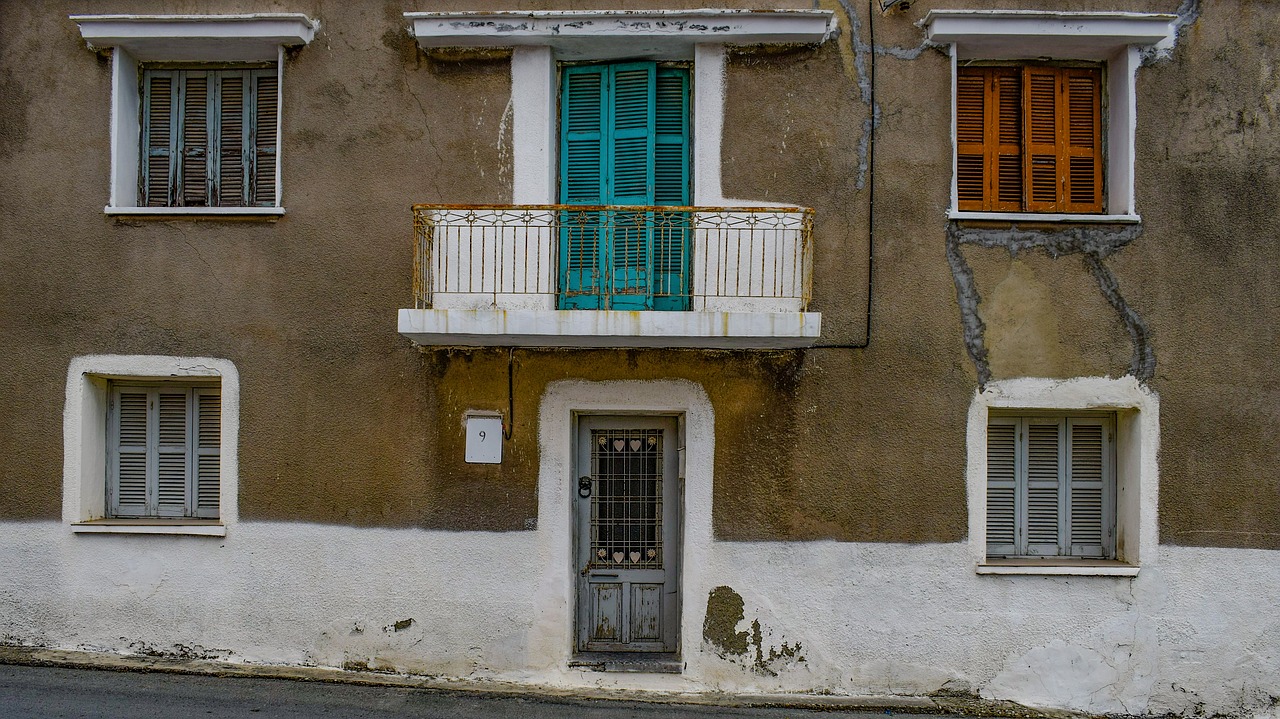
(111, 388, 151, 517)
(559, 66, 608, 309)
(955, 69, 986, 211)
(1062, 68, 1103, 213)
(154, 389, 190, 517)
(178, 72, 211, 207)
(193, 389, 221, 519)
(217, 72, 247, 206)
(652, 67, 690, 310)
(1067, 417, 1112, 557)
(251, 70, 279, 207)
(607, 63, 657, 309)
(1024, 418, 1064, 556)
(142, 71, 177, 207)
(1023, 67, 1061, 212)
(991, 70, 1023, 211)
(985, 417, 1019, 557)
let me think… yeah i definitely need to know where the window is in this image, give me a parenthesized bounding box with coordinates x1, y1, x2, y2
(956, 65, 1103, 214)
(71, 14, 316, 214)
(986, 413, 1115, 559)
(558, 61, 691, 311)
(108, 383, 221, 519)
(140, 67, 278, 208)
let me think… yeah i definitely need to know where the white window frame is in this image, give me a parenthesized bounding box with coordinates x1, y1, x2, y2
(64, 355, 239, 536)
(966, 377, 1159, 576)
(925, 10, 1178, 223)
(71, 14, 318, 216)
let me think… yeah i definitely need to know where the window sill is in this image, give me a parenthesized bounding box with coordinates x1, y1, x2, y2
(105, 206, 285, 220)
(72, 520, 226, 537)
(977, 558, 1138, 576)
(949, 211, 1140, 224)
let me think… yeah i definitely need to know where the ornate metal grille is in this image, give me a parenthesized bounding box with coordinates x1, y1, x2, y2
(589, 429, 663, 569)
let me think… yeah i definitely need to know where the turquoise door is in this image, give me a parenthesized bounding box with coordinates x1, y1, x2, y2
(559, 62, 690, 311)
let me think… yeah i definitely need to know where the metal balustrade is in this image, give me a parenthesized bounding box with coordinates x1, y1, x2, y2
(412, 204, 814, 313)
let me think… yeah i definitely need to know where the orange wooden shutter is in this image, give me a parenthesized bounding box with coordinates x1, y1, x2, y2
(991, 69, 1023, 212)
(1023, 66, 1061, 212)
(955, 67, 987, 211)
(1062, 68, 1103, 213)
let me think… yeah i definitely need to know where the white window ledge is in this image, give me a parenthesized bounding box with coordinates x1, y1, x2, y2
(72, 13, 318, 62)
(405, 9, 834, 58)
(105, 206, 286, 218)
(949, 211, 1141, 224)
(977, 560, 1139, 577)
(398, 309, 822, 349)
(72, 520, 226, 537)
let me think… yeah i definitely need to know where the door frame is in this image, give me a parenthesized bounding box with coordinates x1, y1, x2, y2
(571, 410, 685, 659)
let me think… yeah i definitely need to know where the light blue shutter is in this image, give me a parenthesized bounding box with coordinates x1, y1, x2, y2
(141, 71, 177, 207)
(1067, 418, 1112, 558)
(193, 389, 221, 519)
(155, 389, 190, 517)
(1024, 419, 1064, 556)
(111, 388, 150, 517)
(652, 67, 690, 310)
(559, 66, 608, 308)
(606, 63, 657, 309)
(251, 70, 278, 207)
(985, 417, 1019, 557)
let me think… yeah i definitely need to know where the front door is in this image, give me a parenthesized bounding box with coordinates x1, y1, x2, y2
(575, 416, 680, 654)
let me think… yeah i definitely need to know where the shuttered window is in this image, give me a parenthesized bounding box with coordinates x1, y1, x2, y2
(957, 65, 1103, 213)
(108, 384, 221, 519)
(141, 67, 278, 208)
(986, 414, 1115, 559)
(558, 62, 691, 311)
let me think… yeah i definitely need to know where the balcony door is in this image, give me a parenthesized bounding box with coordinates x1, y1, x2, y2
(558, 61, 690, 311)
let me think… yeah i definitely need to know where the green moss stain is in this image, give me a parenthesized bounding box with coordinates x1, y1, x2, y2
(703, 586, 749, 656)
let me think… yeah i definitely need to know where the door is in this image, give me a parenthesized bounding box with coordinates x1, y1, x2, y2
(575, 416, 680, 654)
(558, 62, 690, 311)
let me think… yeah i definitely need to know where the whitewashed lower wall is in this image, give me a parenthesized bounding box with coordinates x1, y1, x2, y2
(2, 524, 1278, 715)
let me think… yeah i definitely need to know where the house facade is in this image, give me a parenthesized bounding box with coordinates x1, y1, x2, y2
(1, 0, 1277, 715)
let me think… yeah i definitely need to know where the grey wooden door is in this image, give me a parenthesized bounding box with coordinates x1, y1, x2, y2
(575, 416, 680, 653)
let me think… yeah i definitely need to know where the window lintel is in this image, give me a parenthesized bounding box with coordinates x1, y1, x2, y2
(72, 14, 318, 62)
(923, 10, 1176, 61)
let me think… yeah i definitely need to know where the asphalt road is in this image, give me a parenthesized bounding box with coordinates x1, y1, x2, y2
(0, 664, 933, 719)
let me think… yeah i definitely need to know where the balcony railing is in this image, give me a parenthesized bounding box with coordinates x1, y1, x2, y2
(412, 204, 814, 313)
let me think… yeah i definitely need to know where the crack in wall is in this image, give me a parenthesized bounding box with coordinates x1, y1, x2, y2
(946, 223, 1154, 386)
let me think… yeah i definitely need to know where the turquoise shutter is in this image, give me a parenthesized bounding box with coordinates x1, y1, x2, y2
(251, 70, 279, 207)
(559, 66, 608, 309)
(652, 67, 690, 310)
(606, 62, 657, 310)
(141, 71, 177, 207)
(985, 417, 1019, 557)
(193, 389, 221, 519)
(1067, 417, 1112, 558)
(110, 388, 150, 517)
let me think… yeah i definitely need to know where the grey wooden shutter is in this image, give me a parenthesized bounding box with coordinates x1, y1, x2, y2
(986, 417, 1019, 557)
(179, 72, 211, 207)
(1024, 418, 1064, 556)
(1067, 417, 1113, 557)
(217, 72, 247, 206)
(193, 389, 221, 519)
(141, 71, 177, 207)
(155, 389, 191, 517)
(110, 388, 151, 517)
(251, 70, 279, 207)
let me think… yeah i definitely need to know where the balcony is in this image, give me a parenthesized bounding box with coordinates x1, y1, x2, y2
(397, 204, 822, 348)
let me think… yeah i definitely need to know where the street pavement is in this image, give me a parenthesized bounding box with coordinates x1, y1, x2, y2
(0, 664, 949, 719)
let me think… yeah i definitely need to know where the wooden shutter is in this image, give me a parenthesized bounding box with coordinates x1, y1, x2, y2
(141, 71, 177, 207)
(1023, 418, 1064, 556)
(559, 66, 608, 309)
(1023, 67, 1061, 212)
(177, 72, 211, 207)
(985, 417, 1019, 557)
(652, 67, 690, 310)
(1067, 417, 1112, 557)
(251, 70, 279, 207)
(1062, 68, 1103, 213)
(217, 72, 247, 206)
(955, 68, 986, 211)
(607, 62, 657, 309)
(154, 389, 190, 517)
(193, 389, 221, 519)
(111, 388, 151, 517)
